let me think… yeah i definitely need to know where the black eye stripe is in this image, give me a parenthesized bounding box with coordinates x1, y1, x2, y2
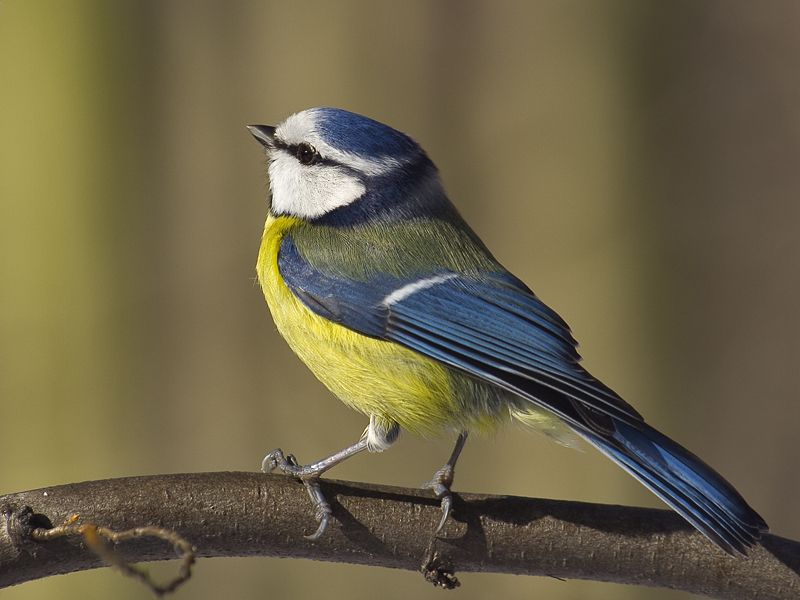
(271, 138, 319, 165)
(272, 137, 350, 170)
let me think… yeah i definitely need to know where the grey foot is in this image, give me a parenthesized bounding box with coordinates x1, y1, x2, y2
(262, 448, 332, 540)
(424, 464, 455, 533)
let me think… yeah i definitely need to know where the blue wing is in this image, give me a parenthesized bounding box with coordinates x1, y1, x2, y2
(279, 235, 641, 428)
(278, 235, 767, 553)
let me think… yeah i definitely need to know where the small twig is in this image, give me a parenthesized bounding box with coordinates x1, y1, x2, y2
(30, 513, 195, 596)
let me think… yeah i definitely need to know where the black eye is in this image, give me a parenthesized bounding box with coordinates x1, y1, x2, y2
(295, 142, 318, 165)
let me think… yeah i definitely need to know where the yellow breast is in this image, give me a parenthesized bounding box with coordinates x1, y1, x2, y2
(256, 214, 461, 435)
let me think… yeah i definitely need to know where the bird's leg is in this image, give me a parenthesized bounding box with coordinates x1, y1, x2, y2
(261, 416, 399, 540)
(262, 438, 369, 540)
(424, 431, 468, 533)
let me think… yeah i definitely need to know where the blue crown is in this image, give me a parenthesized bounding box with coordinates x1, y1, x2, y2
(312, 107, 421, 161)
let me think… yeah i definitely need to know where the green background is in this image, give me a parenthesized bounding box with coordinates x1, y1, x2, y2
(1, 1, 798, 599)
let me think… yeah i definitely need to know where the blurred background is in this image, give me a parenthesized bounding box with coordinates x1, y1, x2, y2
(1, 1, 798, 599)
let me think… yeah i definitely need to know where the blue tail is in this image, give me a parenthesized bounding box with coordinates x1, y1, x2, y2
(580, 420, 767, 554)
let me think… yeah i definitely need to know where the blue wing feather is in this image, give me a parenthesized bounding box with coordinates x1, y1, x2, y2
(280, 235, 638, 424)
(581, 422, 766, 553)
(388, 278, 639, 421)
(277, 233, 767, 553)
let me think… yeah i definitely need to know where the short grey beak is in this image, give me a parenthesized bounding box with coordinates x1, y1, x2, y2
(247, 124, 276, 147)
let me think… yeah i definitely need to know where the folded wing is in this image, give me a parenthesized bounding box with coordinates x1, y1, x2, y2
(278, 235, 767, 553)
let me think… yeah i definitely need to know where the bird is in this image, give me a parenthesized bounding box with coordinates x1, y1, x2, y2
(246, 107, 767, 553)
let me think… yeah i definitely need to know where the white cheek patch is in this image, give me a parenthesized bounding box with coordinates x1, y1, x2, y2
(268, 153, 366, 219)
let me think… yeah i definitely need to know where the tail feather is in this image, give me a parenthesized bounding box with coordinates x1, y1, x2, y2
(579, 420, 767, 555)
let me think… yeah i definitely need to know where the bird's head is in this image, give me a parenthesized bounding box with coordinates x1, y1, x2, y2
(248, 108, 435, 222)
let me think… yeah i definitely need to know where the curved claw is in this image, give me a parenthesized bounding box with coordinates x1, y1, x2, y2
(258, 437, 369, 541)
(262, 450, 334, 540)
(435, 494, 452, 533)
(305, 504, 332, 540)
(302, 479, 333, 540)
(425, 465, 456, 533)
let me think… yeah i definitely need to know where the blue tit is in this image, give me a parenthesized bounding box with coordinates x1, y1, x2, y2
(246, 107, 767, 552)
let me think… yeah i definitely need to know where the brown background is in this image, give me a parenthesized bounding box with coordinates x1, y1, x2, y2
(1, 2, 798, 599)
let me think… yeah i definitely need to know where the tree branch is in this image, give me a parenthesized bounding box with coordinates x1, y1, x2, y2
(1, 472, 796, 598)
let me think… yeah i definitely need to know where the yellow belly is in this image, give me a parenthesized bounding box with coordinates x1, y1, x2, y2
(257, 214, 465, 435)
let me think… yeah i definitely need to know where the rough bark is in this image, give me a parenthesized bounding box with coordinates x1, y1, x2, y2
(1, 473, 796, 598)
